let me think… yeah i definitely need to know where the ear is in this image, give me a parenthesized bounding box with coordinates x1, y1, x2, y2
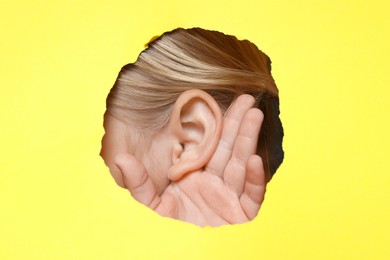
(167, 89, 223, 181)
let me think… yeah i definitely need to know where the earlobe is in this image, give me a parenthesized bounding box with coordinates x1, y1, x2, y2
(167, 90, 223, 181)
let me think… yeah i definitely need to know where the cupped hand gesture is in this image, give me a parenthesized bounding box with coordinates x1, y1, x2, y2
(115, 95, 266, 227)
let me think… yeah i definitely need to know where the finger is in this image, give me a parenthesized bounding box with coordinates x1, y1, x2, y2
(224, 108, 263, 195)
(206, 94, 255, 177)
(114, 153, 161, 210)
(240, 155, 266, 220)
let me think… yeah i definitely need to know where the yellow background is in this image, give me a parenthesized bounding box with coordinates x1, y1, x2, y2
(1, 0, 389, 259)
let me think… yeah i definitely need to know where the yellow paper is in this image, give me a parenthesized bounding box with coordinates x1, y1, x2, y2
(1, 0, 389, 259)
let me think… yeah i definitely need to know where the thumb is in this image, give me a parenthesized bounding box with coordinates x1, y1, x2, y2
(114, 153, 161, 210)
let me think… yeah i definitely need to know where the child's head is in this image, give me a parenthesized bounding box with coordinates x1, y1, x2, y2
(101, 28, 284, 194)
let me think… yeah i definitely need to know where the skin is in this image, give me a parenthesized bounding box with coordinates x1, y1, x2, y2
(101, 94, 266, 227)
(100, 115, 171, 194)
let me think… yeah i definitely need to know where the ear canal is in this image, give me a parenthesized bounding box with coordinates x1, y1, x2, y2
(167, 90, 222, 181)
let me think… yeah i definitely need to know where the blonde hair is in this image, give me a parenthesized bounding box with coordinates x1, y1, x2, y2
(106, 27, 284, 180)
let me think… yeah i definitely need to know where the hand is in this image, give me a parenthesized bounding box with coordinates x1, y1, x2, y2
(115, 95, 266, 227)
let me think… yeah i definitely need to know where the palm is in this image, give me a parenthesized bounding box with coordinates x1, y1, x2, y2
(156, 167, 261, 227)
(116, 95, 266, 227)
